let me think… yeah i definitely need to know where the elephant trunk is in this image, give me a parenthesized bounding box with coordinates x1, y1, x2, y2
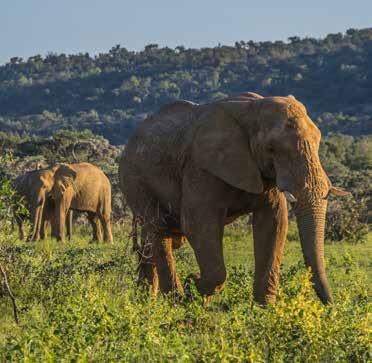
(295, 198, 333, 304)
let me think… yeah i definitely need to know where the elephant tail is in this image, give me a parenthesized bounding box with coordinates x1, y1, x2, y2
(131, 215, 140, 253)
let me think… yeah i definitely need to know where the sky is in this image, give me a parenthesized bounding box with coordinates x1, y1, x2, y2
(1, 0, 371, 64)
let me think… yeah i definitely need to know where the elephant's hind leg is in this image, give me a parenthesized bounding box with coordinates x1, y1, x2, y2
(98, 211, 113, 244)
(155, 237, 184, 295)
(138, 225, 183, 296)
(87, 212, 103, 243)
(66, 210, 73, 240)
(137, 226, 159, 296)
(252, 189, 288, 305)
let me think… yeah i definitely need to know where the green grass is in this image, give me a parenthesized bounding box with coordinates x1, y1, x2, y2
(0, 224, 370, 362)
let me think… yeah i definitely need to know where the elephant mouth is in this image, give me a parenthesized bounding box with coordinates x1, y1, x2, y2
(262, 162, 276, 180)
(277, 184, 298, 204)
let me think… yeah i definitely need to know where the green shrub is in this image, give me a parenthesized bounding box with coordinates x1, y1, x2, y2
(326, 197, 369, 243)
(0, 178, 29, 234)
(286, 222, 300, 242)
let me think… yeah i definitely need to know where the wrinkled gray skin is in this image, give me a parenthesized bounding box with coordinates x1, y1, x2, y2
(119, 92, 348, 305)
(13, 168, 73, 241)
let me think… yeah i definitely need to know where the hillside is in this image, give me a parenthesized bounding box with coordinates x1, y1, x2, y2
(0, 28, 371, 144)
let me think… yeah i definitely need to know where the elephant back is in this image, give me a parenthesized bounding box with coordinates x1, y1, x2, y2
(157, 100, 198, 116)
(220, 91, 263, 102)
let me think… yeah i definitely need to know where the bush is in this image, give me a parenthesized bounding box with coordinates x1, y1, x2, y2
(0, 178, 29, 232)
(287, 222, 300, 242)
(326, 196, 369, 243)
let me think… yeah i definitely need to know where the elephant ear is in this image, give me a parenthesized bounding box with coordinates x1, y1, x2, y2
(192, 105, 263, 194)
(55, 164, 77, 194)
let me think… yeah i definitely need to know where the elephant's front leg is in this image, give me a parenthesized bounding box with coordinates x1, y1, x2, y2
(55, 196, 73, 243)
(252, 189, 288, 305)
(66, 210, 73, 240)
(41, 202, 53, 240)
(40, 217, 49, 240)
(182, 207, 227, 298)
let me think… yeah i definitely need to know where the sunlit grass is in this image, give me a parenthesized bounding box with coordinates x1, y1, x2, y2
(0, 224, 370, 362)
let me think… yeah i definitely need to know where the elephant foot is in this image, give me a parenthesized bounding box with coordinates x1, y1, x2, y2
(184, 272, 226, 301)
(137, 259, 159, 295)
(253, 281, 279, 306)
(27, 235, 40, 242)
(56, 237, 65, 243)
(253, 292, 277, 306)
(159, 275, 184, 298)
(137, 261, 184, 300)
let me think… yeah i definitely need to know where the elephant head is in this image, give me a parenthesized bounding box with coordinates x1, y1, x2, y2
(194, 94, 349, 304)
(50, 163, 77, 200)
(23, 167, 56, 241)
(49, 163, 77, 239)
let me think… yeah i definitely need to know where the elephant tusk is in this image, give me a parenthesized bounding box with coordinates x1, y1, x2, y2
(329, 186, 351, 197)
(284, 191, 297, 203)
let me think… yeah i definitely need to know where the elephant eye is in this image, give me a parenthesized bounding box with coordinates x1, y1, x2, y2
(287, 118, 297, 128)
(267, 146, 275, 153)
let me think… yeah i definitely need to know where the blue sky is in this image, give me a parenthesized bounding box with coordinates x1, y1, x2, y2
(1, 0, 371, 64)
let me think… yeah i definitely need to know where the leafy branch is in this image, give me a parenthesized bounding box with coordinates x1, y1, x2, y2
(0, 263, 19, 324)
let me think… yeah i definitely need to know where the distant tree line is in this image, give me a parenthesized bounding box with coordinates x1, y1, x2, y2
(0, 28, 371, 143)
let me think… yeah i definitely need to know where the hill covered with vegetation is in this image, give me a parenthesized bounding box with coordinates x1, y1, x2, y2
(0, 28, 371, 143)
(0, 28, 371, 228)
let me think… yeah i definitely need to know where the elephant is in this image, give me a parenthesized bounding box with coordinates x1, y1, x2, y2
(13, 168, 73, 241)
(49, 162, 113, 244)
(119, 92, 349, 305)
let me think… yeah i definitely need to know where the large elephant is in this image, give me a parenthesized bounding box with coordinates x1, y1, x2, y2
(13, 168, 73, 241)
(50, 162, 113, 244)
(119, 92, 349, 305)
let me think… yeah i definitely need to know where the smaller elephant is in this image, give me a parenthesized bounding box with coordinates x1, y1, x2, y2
(50, 162, 113, 243)
(13, 168, 73, 241)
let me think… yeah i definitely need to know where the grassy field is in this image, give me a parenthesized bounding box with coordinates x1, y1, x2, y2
(0, 223, 370, 362)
